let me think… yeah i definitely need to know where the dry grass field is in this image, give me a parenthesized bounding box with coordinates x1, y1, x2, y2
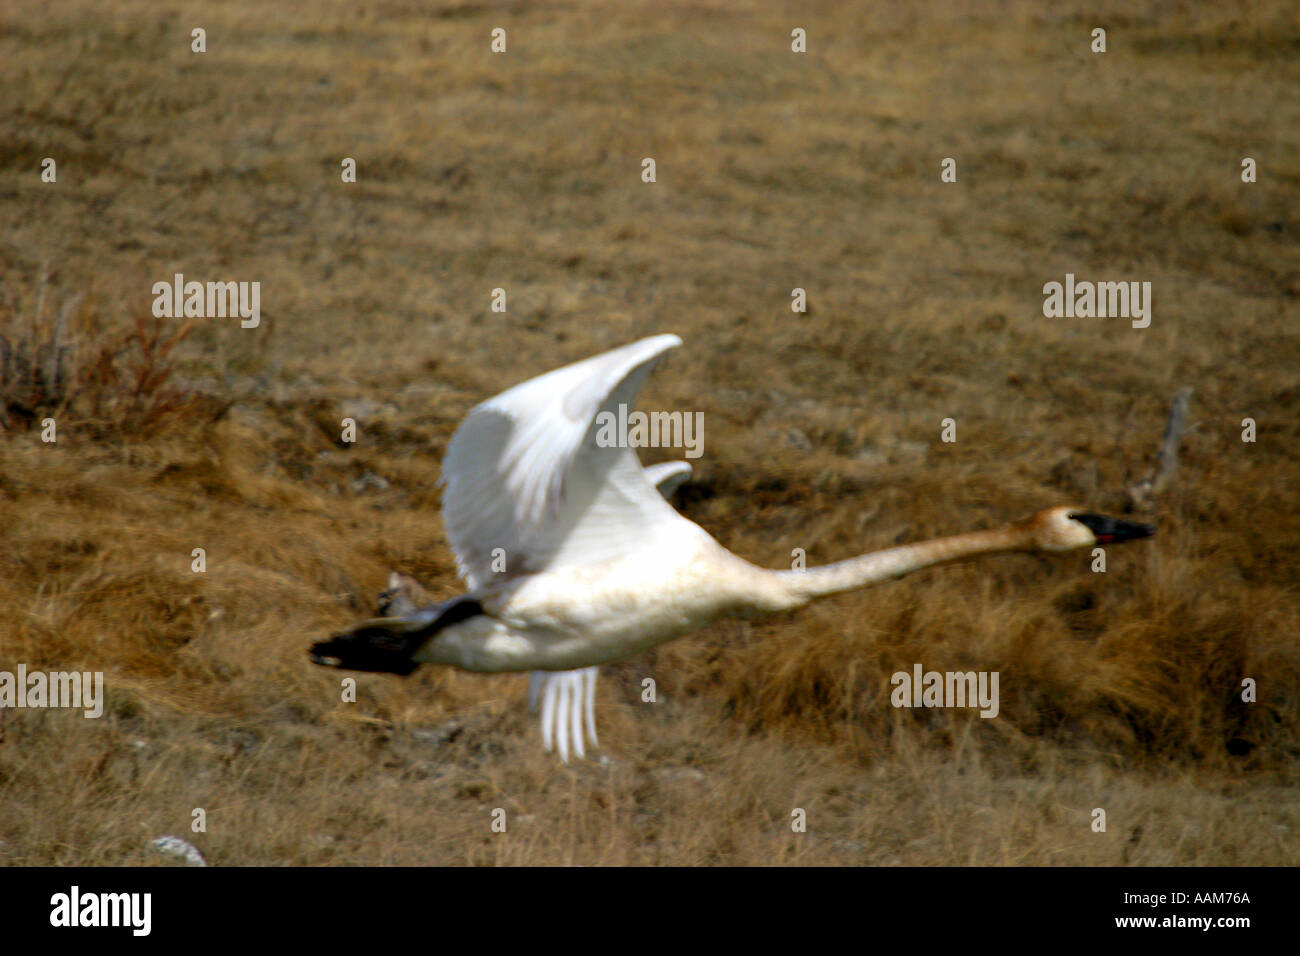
(1, 0, 1298, 866)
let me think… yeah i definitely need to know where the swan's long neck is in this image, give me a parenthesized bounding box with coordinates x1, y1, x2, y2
(760, 525, 1033, 611)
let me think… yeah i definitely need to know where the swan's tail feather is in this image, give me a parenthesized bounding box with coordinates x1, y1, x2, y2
(529, 667, 600, 762)
(310, 597, 482, 676)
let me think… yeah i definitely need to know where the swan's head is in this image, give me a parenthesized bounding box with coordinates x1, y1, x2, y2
(1028, 506, 1157, 552)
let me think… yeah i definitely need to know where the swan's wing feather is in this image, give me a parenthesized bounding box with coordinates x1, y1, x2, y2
(529, 667, 599, 762)
(441, 334, 685, 589)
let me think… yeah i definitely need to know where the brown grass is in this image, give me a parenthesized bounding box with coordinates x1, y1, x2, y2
(0, 0, 1297, 865)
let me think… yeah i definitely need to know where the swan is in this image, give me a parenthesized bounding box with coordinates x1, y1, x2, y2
(310, 334, 1155, 761)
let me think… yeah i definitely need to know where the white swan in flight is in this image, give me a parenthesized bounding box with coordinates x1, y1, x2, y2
(311, 334, 1155, 761)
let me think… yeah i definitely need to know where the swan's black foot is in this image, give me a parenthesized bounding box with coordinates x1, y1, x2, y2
(310, 624, 422, 676)
(310, 596, 485, 677)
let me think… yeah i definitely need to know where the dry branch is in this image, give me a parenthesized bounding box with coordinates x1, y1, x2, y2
(1126, 387, 1193, 510)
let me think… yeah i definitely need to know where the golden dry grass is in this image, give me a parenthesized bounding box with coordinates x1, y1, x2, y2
(0, 0, 1298, 865)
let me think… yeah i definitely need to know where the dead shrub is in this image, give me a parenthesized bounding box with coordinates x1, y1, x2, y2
(0, 266, 199, 435)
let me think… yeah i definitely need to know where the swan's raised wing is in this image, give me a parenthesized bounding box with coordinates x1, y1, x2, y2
(440, 334, 689, 590)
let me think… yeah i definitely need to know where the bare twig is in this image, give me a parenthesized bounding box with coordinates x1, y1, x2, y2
(1126, 387, 1192, 510)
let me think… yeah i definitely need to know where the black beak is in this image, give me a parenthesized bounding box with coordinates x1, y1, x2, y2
(1069, 512, 1157, 544)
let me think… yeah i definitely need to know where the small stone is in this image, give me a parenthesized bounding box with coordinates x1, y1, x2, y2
(150, 836, 207, 867)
